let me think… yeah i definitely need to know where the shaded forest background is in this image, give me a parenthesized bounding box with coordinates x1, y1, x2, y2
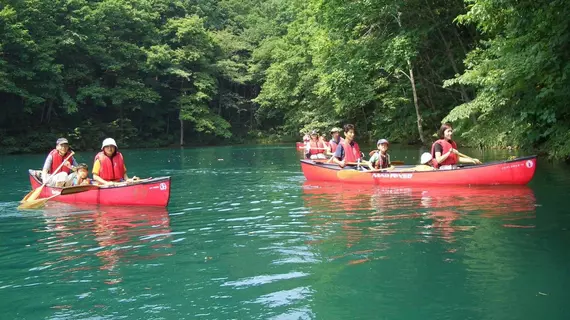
(1, 0, 569, 159)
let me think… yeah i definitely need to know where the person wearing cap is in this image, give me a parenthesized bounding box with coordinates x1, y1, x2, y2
(400, 153, 436, 172)
(92, 138, 137, 185)
(304, 130, 327, 160)
(327, 127, 344, 155)
(41, 138, 79, 187)
(70, 163, 93, 186)
(368, 139, 393, 170)
(332, 124, 362, 167)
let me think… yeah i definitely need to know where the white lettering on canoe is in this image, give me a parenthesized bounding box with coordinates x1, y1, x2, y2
(372, 173, 413, 179)
(501, 163, 523, 170)
(149, 183, 168, 191)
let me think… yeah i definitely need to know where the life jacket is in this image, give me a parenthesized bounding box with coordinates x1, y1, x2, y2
(95, 151, 126, 182)
(329, 137, 344, 153)
(373, 152, 391, 169)
(309, 140, 326, 155)
(430, 139, 458, 168)
(49, 149, 74, 174)
(341, 140, 361, 162)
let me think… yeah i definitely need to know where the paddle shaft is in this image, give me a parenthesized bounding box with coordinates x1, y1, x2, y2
(22, 151, 75, 202)
(44, 151, 75, 185)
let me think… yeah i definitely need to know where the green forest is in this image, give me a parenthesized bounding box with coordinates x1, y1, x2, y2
(1, 0, 569, 159)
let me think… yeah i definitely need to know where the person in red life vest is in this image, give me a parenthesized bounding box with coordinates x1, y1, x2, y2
(305, 130, 327, 159)
(92, 138, 138, 186)
(332, 124, 362, 168)
(70, 163, 93, 186)
(431, 123, 481, 170)
(41, 137, 79, 187)
(368, 139, 394, 170)
(327, 127, 344, 155)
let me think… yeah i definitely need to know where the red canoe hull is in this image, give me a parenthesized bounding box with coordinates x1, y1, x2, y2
(300, 156, 537, 186)
(296, 142, 305, 150)
(28, 170, 171, 206)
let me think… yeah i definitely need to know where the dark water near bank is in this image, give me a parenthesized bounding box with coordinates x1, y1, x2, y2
(1, 144, 569, 319)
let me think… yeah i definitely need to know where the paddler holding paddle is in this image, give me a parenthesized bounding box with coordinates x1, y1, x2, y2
(331, 124, 362, 168)
(431, 123, 482, 170)
(41, 138, 79, 187)
(304, 130, 327, 160)
(92, 138, 139, 186)
(327, 127, 344, 156)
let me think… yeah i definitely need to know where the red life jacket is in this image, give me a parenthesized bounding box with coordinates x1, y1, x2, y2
(329, 138, 344, 153)
(309, 140, 326, 155)
(49, 149, 74, 174)
(341, 140, 361, 162)
(430, 139, 458, 168)
(373, 152, 390, 169)
(95, 151, 126, 182)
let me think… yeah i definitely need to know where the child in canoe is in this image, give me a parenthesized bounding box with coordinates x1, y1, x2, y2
(400, 153, 436, 172)
(72, 163, 93, 185)
(368, 139, 394, 170)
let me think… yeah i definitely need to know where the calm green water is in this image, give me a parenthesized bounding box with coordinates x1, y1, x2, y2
(1, 144, 570, 319)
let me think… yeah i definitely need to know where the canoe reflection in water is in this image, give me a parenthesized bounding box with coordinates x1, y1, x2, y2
(302, 182, 536, 263)
(37, 204, 173, 284)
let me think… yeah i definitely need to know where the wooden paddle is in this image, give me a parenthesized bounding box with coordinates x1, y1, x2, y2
(21, 151, 75, 203)
(457, 151, 482, 164)
(17, 183, 99, 210)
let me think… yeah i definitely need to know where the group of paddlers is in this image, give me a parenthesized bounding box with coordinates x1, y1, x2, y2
(302, 123, 481, 171)
(40, 137, 139, 187)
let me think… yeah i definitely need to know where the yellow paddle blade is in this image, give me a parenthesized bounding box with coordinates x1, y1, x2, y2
(23, 185, 45, 202)
(17, 195, 54, 210)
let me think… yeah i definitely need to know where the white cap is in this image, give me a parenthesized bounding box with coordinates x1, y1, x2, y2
(420, 152, 432, 164)
(101, 138, 118, 150)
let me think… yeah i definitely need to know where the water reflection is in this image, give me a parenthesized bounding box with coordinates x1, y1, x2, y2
(36, 204, 173, 284)
(302, 182, 537, 264)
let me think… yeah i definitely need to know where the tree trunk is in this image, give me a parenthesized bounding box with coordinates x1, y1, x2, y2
(407, 61, 426, 144)
(179, 116, 184, 146)
(166, 113, 170, 136)
(395, 11, 425, 144)
(436, 27, 471, 104)
(46, 100, 53, 124)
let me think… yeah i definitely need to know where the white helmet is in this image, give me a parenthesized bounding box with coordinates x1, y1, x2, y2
(101, 138, 118, 150)
(420, 152, 433, 164)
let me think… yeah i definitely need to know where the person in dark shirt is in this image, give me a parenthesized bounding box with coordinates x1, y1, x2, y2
(432, 123, 481, 170)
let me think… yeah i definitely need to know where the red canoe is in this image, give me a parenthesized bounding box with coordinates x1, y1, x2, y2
(296, 142, 305, 150)
(300, 155, 537, 186)
(28, 170, 171, 206)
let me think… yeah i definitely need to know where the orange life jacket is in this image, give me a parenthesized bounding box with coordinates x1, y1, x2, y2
(309, 140, 326, 155)
(373, 152, 390, 169)
(430, 139, 458, 168)
(329, 138, 344, 153)
(94, 151, 126, 182)
(49, 149, 74, 174)
(341, 140, 361, 162)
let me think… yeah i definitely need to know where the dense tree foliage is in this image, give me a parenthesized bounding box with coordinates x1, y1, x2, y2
(1, 0, 568, 159)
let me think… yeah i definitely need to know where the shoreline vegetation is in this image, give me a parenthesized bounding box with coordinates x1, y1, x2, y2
(1, 1, 569, 160)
